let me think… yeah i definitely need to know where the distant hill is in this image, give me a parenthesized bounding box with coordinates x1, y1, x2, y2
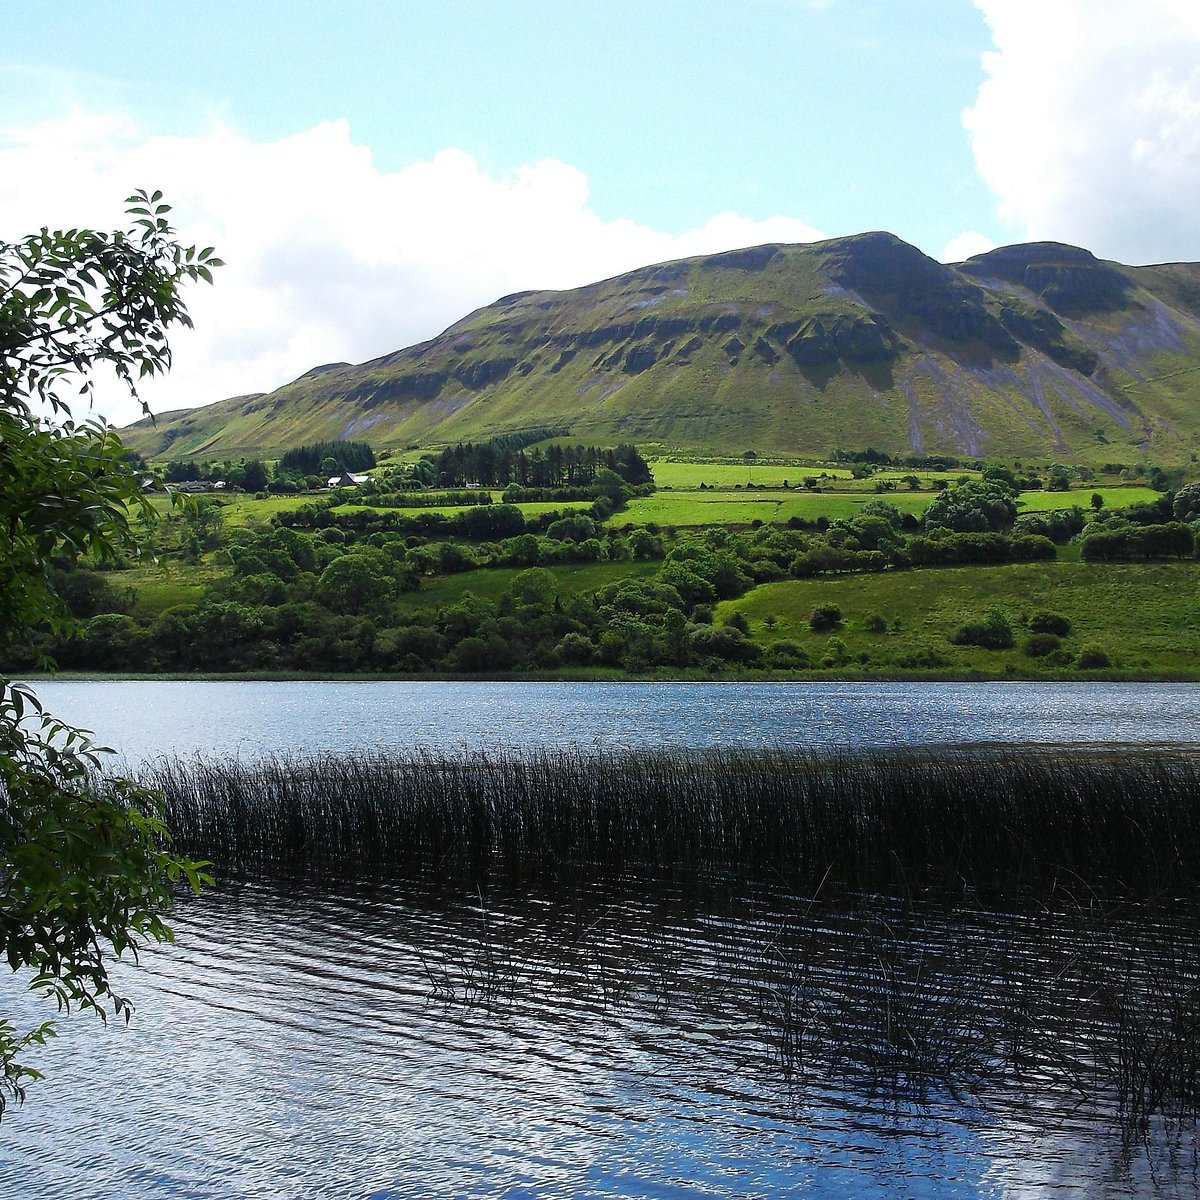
(121, 232, 1200, 463)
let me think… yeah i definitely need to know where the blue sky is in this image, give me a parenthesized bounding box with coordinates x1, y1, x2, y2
(3, 1, 1199, 423)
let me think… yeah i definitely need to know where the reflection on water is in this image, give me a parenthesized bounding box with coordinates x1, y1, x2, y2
(27, 679, 1200, 765)
(10, 681, 1200, 1195)
(2, 879, 1197, 1198)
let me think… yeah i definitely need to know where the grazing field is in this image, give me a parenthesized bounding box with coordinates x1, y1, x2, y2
(1013, 485, 1160, 512)
(647, 459, 981, 489)
(649, 459, 854, 488)
(616, 485, 1161, 528)
(145, 492, 317, 527)
(144, 481, 1156, 534)
(721, 559, 1200, 675)
(612, 490, 934, 527)
(118, 562, 225, 615)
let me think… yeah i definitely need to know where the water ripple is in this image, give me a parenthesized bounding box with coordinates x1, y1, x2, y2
(3, 882, 1199, 1199)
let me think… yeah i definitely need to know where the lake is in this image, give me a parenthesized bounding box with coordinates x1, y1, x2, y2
(25, 678, 1200, 764)
(3, 680, 1199, 1198)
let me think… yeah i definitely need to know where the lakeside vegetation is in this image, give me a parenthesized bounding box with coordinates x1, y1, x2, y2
(9, 433, 1200, 679)
(126, 743, 1200, 1136)
(146, 744, 1200, 897)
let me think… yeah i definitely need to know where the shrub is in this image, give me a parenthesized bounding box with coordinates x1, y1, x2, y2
(724, 611, 750, 634)
(1024, 633, 1062, 658)
(809, 603, 842, 632)
(1010, 534, 1057, 561)
(863, 613, 887, 634)
(822, 636, 848, 666)
(897, 644, 947, 669)
(1077, 645, 1112, 669)
(764, 640, 810, 668)
(1029, 612, 1071, 637)
(555, 632, 595, 666)
(687, 624, 762, 665)
(951, 609, 1014, 650)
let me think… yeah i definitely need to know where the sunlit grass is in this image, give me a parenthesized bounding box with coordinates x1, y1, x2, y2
(114, 561, 225, 615)
(1014, 485, 1159, 512)
(614, 485, 1160, 528)
(723, 560, 1200, 674)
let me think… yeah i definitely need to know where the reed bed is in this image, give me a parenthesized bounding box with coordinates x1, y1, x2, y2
(142, 745, 1200, 897)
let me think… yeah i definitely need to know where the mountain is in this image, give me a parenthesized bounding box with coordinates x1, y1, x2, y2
(121, 232, 1200, 463)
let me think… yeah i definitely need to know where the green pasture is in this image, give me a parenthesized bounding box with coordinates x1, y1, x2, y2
(647, 459, 982, 489)
(614, 485, 1160, 528)
(144, 493, 315, 527)
(649, 460, 853, 488)
(613, 490, 933, 527)
(720, 560, 1200, 675)
(117, 561, 225, 616)
(142, 480, 1160, 536)
(873, 468, 982, 484)
(1014, 486, 1159, 513)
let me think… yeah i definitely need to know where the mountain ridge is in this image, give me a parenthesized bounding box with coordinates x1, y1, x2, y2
(121, 232, 1200, 463)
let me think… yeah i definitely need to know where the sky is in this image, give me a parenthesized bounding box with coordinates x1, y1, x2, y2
(4, 0, 1200, 428)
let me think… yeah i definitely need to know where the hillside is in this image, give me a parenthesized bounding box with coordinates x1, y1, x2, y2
(121, 233, 1200, 463)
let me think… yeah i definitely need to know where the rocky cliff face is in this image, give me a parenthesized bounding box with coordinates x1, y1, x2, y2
(122, 233, 1200, 463)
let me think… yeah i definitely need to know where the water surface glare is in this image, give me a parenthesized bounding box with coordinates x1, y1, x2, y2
(27, 679, 1200, 764)
(8, 680, 1200, 1196)
(3, 884, 1198, 1198)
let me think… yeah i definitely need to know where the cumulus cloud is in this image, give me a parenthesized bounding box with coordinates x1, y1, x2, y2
(940, 230, 997, 263)
(0, 112, 824, 427)
(965, 0, 1200, 265)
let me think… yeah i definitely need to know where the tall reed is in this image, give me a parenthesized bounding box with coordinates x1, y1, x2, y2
(142, 745, 1200, 898)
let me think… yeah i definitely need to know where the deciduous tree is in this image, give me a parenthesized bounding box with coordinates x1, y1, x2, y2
(0, 193, 218, 1113)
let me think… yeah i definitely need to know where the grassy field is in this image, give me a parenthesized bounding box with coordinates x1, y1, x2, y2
(143, 481, 1158, 535)
(1014, 486, 1159, 512)
(145, 493, 317, 527)
(720, 560, 1200, 675)
(118, 561, 226, 616)
(614, 485, 1160, 528)
(649, 459, 854, 487)
(647, 459, 982, 489)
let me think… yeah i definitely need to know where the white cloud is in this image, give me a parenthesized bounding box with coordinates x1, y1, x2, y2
(965, 0, 1200, 265)
(0, 112, 824, 428)
(940, 230, 996, 263)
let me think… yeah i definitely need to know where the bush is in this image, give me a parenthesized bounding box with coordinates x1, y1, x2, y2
(950, 609, 1014, 650)
(1077, 646, 1112, 669)
(764, 640, 810, 669)
(897, 644, 947, 669)
(863, 612, 887, 634)
(1024, 632, 1062, 658)
(1029, 612, 1071, 637)
(809, 603, 842, 632)
(1010, 534, 1057, 561)
(555, 632, 595, 666)
(687, 624, 762, 665)
(822, 636, 848, 666)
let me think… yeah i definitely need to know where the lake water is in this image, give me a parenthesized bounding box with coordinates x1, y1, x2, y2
(25, 678, 1200, 764)
(4, 878, 1198, 1199)
(4, 680, 1200, 1198)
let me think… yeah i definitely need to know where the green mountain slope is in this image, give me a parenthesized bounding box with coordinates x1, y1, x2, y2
(122, 232, 1200, 463)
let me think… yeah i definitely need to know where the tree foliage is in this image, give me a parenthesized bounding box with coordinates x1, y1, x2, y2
(0, 193, 217, 1113)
